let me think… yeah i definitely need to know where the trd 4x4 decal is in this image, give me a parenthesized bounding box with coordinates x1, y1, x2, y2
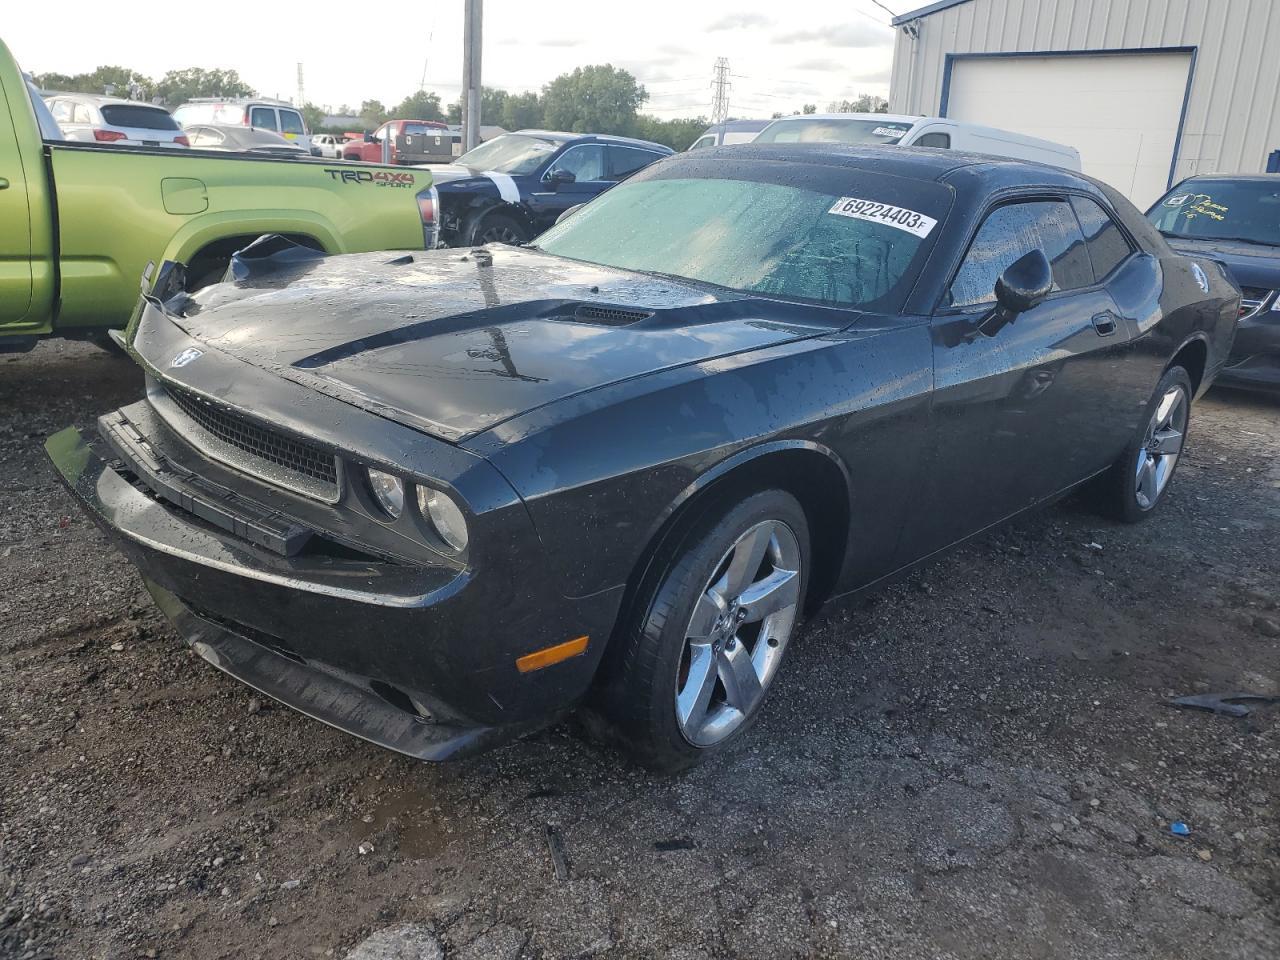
(324, 169, 417, 188)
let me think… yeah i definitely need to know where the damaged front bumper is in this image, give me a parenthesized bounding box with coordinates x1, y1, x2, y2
(45, 418, 618, 761)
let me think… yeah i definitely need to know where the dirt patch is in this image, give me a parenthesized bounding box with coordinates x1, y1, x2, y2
(2, 341, 1278, 959)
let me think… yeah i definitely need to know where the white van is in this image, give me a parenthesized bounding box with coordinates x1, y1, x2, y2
(753, 113, 1082, 170)
(172, 98, 313, 154)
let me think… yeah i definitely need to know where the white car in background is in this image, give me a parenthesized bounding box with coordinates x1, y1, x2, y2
(753, 113, 1082, 170)
(310, 133, 343, 158)
(44, 93, 189, 147)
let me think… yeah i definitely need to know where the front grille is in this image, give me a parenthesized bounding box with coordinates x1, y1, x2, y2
(156, 382, 339, 501)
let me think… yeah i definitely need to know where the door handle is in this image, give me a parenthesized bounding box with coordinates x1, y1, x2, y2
(0, 178, 9, 190)
(1091, 312, 1118, 337)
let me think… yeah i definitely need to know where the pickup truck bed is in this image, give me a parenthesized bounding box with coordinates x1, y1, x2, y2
(0, 37, 435, 350)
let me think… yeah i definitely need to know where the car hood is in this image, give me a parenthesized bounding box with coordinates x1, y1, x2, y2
(169, 245, 838, 443)
(1165, 236, 1280, 290)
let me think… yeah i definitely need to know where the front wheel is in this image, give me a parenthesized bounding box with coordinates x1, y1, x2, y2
(472, 212, 530, 246)
(600, 490, 810, 772)
(1093, 365, 1193, 523)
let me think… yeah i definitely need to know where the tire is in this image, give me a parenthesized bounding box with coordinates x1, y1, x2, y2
(599, 490, 811, 773)
(1093, 365, 1193, 523)
(472, 212, 530, 247)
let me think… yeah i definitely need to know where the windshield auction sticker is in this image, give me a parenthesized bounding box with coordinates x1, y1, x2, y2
(827, 197, 938, 238)
(872, 126, 910, 139)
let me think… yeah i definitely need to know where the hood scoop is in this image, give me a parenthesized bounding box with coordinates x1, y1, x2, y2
(573, 304, 655, 326)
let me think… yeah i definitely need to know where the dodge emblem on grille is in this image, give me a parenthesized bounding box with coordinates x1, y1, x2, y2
(170, 348, 203, 368)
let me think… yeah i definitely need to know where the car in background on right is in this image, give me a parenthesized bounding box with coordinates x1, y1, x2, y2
(1148, 175, 1280, 394)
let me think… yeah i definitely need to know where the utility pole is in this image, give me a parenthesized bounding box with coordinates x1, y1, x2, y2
(711, 57, 731, 136)
(461, 0, 483, 152)
(296, 62, 305, 107)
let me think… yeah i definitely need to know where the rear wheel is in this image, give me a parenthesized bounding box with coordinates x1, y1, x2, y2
(473, 212, 530, 246)
(600, 490, 810, 772)
(1093, 365, 1192, 522)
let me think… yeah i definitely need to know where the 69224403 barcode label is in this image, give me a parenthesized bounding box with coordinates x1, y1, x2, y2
(827, 197, 938, 238)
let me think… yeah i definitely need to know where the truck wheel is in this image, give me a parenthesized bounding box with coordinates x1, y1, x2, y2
(599, 489, 810, 773)
(473, 213, 529, 246)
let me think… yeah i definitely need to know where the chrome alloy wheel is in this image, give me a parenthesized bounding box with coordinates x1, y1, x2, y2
(674, 519, 802, 747)
(1135, 383, 1188, 510)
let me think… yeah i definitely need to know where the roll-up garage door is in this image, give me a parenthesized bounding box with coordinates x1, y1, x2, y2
(945, 51, 1193, 208)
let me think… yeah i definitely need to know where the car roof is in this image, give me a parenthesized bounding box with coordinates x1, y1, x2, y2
(511, 129, 673, 152)
(687, 142, 1099, 191)
(762, 112, 922, 126)
(1176, 172, 1280, 182)
(701, 119, 773, 134)
(46, 93, 168, 109)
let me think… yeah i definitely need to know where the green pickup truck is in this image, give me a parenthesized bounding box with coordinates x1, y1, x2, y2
(0, 38, 436, 353)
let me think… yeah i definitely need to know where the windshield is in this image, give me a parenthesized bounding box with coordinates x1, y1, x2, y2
(1147, 179, 1280, 247)
(535, 168, 949, 310)
(755, 118, 914, 145)
(457, 134, 561, 174)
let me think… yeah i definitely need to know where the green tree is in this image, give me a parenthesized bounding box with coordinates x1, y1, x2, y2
(300, 102, 326, 132)
(802, 103, 817, 114)
(154, 67, 254, 105)
(446, 86, 515, 127)
(36, 65, 153, 98)
(632, 115, 708, 151)
(392, 89, 445, 123)
(540, 65, 647, 134)
(826, 94, 888, 114)
(500, 91, 543, 131)
(359, 99, 389, 130)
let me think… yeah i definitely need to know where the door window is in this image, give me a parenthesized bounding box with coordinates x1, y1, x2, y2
(948, 200, 1093, 308)
(50, 100, 73, 123)
(280, 110, 305, 136)
(249, 106, 278, 131)
(72, 103, 94, 125)
(914, 132, 951, 148)
(1070, 195, 1135, 281)
(607, 146, 664, 180)
(690, 135, 715, 150)
(546, 144, 606, 182)
(187, 127, 225, 147)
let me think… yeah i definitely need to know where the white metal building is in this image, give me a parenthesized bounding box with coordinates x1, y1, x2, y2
(888, 0, 1280, 207)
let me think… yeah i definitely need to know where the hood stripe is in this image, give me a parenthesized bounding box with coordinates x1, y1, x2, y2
(484, 171, 521, 204)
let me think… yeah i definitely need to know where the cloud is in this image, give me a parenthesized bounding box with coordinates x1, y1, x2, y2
(791, 57, 851, 73)
(777, 22, 892, 47)
(536, 37, 583, 47)
(708, 13, 773, 30)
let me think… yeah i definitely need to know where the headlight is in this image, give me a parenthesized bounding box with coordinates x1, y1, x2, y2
(417, 486, 468, 552)
(366, 468, 405, 518)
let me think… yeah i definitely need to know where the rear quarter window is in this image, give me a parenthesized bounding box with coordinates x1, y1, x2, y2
(100, 104, 179, 131)
(1071, 196, 1134, 280)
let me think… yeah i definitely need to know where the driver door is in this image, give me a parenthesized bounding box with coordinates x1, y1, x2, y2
(527, 143, 607, 232)
(0, 74, 32, 326)
(900, 197, 1139, 557)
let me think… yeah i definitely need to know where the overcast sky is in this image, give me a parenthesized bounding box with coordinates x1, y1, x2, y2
(6, 1, 898, 119)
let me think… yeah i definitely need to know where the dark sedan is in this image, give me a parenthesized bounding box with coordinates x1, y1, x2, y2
(423, 130, 672, 246)
(1148, 174, 1280, 393)
(47, 145, 1238, 771)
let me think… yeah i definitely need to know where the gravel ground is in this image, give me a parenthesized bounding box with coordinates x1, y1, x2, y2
(2, 340, 1278, 960)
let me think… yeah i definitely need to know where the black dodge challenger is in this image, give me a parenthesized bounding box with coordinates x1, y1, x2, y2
(48, 145, 1239, 771)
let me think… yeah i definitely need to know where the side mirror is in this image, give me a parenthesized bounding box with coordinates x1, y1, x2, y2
(364, 131, 376, 142)
(548, 169, 576, 187)
(994, 249, 1053, 314)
